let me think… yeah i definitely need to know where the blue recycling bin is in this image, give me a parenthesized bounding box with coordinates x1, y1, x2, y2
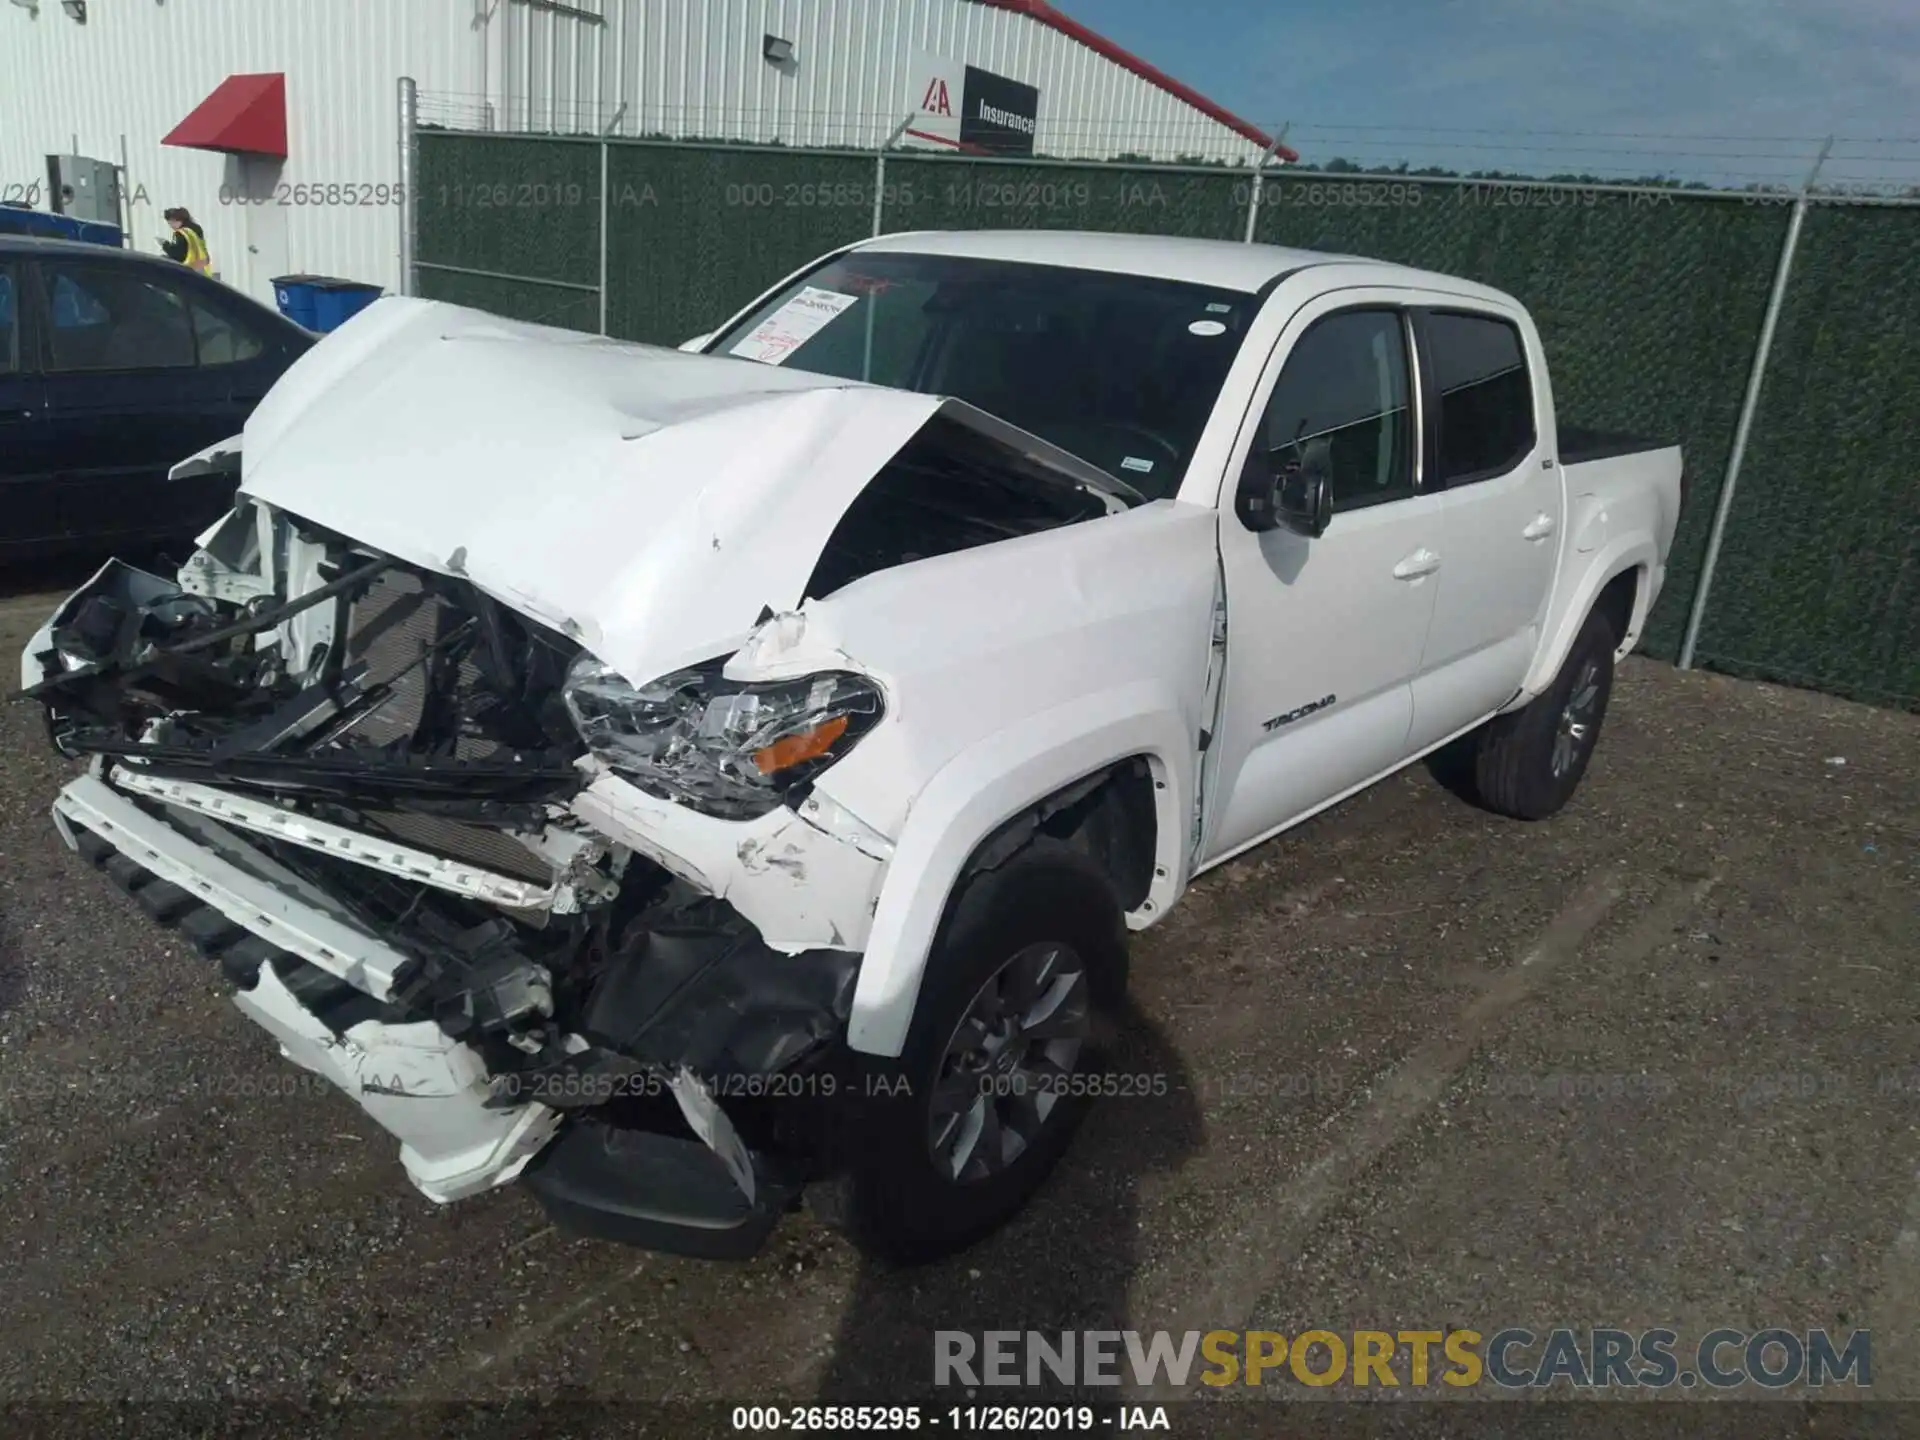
(274, 275, 383, 333)
(0, 205, 81, 241)
(310, 278, 385, 330)
(72, 218, 124, 247)
(0, 205, 123, 248)
(271, 275, 325, 330)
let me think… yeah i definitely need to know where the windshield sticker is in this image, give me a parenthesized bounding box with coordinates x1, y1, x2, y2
(1205, 302, 1233, 313)
(1188, 319, 1228, 336)
(1121, 456, 1155, 473)
(729, 287, 859, 364)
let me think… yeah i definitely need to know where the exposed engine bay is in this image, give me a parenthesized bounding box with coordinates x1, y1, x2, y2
(15, 307, 1157, 1257)
(22, 499, 874, 1251)
(38, 541, 585, 811)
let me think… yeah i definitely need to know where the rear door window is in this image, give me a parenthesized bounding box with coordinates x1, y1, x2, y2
(1421, 311, 1536, 484)
(41, 263, 196, 372)
(189, 296, 267, 365)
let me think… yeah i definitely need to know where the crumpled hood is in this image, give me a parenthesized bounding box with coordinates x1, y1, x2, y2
(236, 297, 945, 683)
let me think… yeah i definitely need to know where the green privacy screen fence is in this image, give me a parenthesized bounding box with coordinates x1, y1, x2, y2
(414, 131, 1919, 711)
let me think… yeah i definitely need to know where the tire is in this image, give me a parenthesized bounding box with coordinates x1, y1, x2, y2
(1472, 604, 1618, 820)
(813, 839, 1129, 1265)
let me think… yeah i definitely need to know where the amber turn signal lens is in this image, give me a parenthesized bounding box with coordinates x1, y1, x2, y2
(752, 713, 850, 775)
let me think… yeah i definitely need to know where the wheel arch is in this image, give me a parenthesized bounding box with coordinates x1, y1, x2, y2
(843, 685, 1194, 1058)
(1592, 565, 1642, 653)
(1518, 540, 1656, 700)
(954, 755, 1160, 916)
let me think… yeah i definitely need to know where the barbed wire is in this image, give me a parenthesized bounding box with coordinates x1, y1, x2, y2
(413, 90, 1920, 149)
(1285, 122, 1920, 144)
(411, 89, 1920, 189)
(1284, 139, 1830, 161)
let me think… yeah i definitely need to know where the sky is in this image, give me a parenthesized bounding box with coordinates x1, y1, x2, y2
(1075, 0, 1920, 188)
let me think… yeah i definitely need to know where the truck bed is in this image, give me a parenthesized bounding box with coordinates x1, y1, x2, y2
(1551, 426, 1674, 464)
(1559, 425, 1675, 466)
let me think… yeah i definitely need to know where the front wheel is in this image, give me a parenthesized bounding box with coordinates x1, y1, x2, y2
(813, 840, 1128, 1265)
(1471, 605, 1618, 820)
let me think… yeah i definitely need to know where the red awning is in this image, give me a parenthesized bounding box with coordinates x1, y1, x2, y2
(162, 73, 287, 159)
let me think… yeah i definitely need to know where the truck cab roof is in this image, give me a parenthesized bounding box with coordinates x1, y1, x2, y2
(851, 228, 1512, 305)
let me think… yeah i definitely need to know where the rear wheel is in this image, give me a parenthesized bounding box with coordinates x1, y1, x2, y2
(1472, 605, 1617, 820)
(814, 840, 1127, 1264)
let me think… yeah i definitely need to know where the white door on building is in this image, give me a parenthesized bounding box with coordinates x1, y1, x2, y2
(222, 155, 287, 303)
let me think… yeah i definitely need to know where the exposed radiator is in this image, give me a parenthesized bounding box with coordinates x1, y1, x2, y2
(340, 570, 459, 748)
(357, 808, 556, 884)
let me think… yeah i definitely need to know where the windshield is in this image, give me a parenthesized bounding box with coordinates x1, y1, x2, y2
(705, 252, 1255, 500)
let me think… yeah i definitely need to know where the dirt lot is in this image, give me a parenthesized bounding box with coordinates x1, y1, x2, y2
(0, 573, 1915, 1435)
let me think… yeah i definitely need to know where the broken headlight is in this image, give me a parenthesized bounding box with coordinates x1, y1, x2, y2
(562, 655, 884, 820)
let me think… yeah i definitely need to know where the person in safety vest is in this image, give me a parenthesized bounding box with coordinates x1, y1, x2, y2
(160, 208, 212, 274)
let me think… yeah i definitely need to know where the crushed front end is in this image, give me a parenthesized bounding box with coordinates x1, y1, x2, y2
(21, 499, 885, 1258)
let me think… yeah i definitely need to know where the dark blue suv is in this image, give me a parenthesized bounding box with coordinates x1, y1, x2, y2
(0, 236, 314, 558)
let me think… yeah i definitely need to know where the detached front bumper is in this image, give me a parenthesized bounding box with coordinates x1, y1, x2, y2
(52, 768, 560, 1201)
(51, 768, 804, 1255)
(26, 540, 880, 1258)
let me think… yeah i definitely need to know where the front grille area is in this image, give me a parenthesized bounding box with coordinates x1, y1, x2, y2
(359, 807, 555, 884)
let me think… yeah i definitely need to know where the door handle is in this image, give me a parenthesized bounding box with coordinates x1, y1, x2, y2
(1392, 547, 1441, 580)
(0, 408, 33, 421)
(1522, 512, 1556, 541)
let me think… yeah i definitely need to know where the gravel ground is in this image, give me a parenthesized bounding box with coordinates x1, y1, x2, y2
(0, 572, 1915, 1437)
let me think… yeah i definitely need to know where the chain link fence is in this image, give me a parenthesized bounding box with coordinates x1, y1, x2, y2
(410, 126, 1918, 713)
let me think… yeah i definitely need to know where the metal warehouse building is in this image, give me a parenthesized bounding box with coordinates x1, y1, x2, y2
(0, 0, 1290, 305)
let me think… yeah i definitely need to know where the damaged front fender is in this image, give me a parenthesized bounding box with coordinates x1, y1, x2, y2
(569, 766, 889, 955)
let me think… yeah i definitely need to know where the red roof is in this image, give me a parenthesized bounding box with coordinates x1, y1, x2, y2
(163, 73, 288, 159)
(973, 0, 1296, 162)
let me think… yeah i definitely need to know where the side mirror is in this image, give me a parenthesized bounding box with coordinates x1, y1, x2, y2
(1236, 436, 1334, 537)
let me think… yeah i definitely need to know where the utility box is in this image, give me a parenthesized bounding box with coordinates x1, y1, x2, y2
(46, 154, 122, 225)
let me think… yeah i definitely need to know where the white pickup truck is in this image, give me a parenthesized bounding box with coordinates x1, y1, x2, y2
(21, 230, 1683, 1263)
